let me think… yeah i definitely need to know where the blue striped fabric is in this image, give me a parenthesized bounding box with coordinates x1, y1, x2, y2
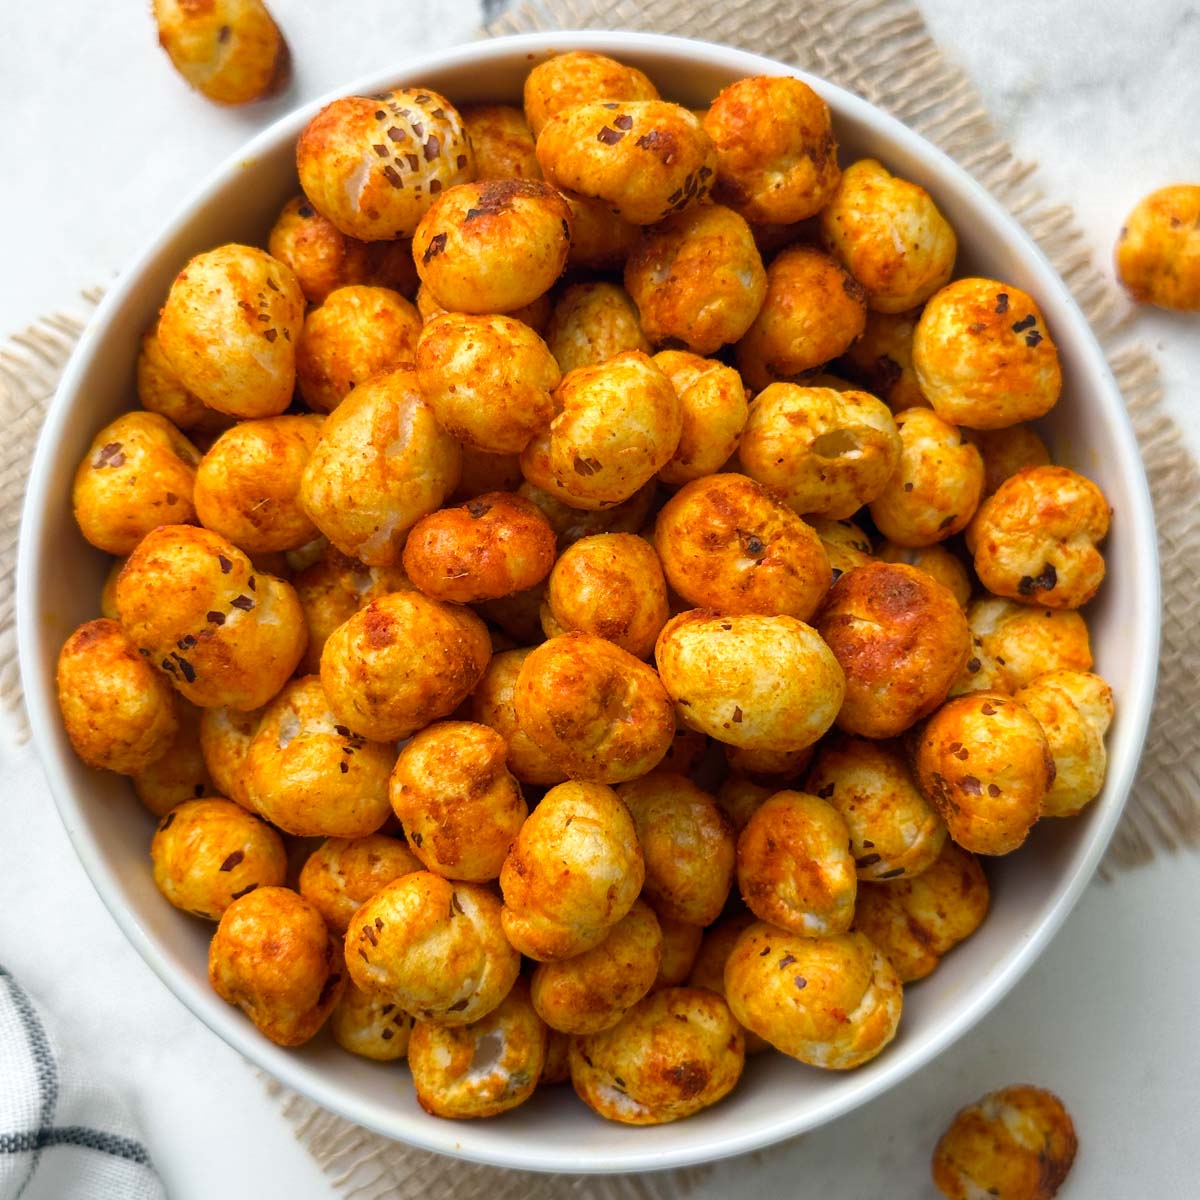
(0, 966, 164, 1200)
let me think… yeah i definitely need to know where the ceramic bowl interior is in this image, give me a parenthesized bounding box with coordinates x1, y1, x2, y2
(17, 30, 1159, 1174)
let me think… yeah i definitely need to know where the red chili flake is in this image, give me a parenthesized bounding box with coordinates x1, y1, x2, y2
(423, 135, 441, 162)
(92, 442, 126, 469)
(219, 850, 245, 872)
(422, 232, 447, 263)
(362, 924, 379, 947)
(994, 292, 1009, 314)
(217, 555, 232, 574)
(230, 883, 258, 900)
(206, 611, 225, 625)
(778, 954, 796, 969)
(635, 129, 677, 162)
(317, 972, 341, 1008)
(739, 530, 766, 556)
(1018, 563, 1057, 595)
(159, 811, 176, 831)
(613, 114, 633, 130)
(231, 595, 255, 611)
(1011, 314, 1037, 333)
(731, 706, 743, 723)
(596, 125, 624, 145)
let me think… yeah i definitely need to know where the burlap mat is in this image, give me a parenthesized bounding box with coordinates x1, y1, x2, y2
(4, 0, 1197, 1193)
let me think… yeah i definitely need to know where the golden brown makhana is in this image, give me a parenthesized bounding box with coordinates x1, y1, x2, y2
(57, 47, 1117, 1131)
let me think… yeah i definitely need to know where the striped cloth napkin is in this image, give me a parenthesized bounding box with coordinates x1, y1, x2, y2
(0, 966, 164, 1200)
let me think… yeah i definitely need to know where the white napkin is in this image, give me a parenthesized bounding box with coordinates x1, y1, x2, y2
(0, 965, 165, 1200)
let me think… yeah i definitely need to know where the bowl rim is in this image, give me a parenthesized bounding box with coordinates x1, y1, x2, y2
(17, 28, 1161, 1174)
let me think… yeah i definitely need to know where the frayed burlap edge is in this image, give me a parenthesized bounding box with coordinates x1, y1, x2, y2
(263, 1076, 722, 1200)
(0, 290, 104, 730)
(2, 0, 1197, 1192)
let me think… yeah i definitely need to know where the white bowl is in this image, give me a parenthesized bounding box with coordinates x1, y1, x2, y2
(18, 30, 1159, 1175)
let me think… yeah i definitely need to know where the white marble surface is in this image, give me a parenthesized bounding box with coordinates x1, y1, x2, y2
(1, 2, 1198, 1197)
